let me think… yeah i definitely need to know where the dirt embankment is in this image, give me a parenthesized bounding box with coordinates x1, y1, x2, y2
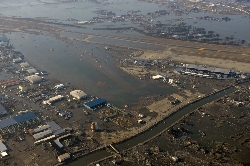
(138, 49, 250, 73)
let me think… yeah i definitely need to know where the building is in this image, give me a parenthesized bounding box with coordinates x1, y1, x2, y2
(33, 130, 52, 140)
(58, 153, 70, 162)
(25, 75, 43, 84)
(43, 95, 64, 105)
(152, 75, 163, 80)
(27, 68, 37, 74)
(19, 85, 28, 92)
(20, 62, 30, 68)
(84, 98, 106, 110)
(70, 90, 87, 100)
(0, 112, 39, 132)
(0, 141, 8, 157)
(54, 84, 64, 89)
(0, 104, 7, 116)
(13, 57, 23, 63)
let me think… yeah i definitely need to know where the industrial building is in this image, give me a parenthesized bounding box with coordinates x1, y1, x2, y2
(84, 98, 106, 110)
(70, 90, 87, 100)
(25, 75, 43, 84)
(186, 64, 234, 76)
(32, 121, 65, 143)
(0, 112, 39, 133)
(43, 95, 64, 105)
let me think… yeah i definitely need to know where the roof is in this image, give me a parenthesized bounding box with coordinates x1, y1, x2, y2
(58, 153, 70, 160)
(33, 125, 50, 133)
(20, 62, 30, 68)
(13, 112, 37, 123)
(70, 90, 87, 99)
(27, 68, 37, 74)
(25, 75, 42, 84)
(84, 98, 106, 109)
(0, 141, 7, 152)
(0, 104, 7, 115)
(0, 118, 17, 129)
(43, 95, 64, 105)
(46, 121, 65, 135)
(54, 139, 63, 148)
(33, 130, 52, 140)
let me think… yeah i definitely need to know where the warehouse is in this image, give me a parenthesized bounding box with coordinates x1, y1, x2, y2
(0, 112, 39, 132)
(70, 90, 87, 100)
(84, 98, 106, 110)
(33, 130, 52, 140)
(33, 125, 50, 134)
(25, 75, 43, 84)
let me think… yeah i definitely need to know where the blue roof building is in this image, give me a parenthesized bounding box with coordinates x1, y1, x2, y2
(84, 98, 106, 110)
(13, 112, 37, 123)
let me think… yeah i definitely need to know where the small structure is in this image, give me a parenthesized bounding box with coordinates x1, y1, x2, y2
(27, 68, 37, 74)
(84, 98, 106, 110)
(70, 90, 87, 100)
(19, 85, 28, 92)
(58, 153, 70, 162)
(152, 75, 163, 80)
(13, 57, 23, 63)
(25, 75, 43, 84)
(54, 84, 64, 89)
(20, 62, 30, 68)
(90, 122, 99, 131)
(168, 79, 174, 84)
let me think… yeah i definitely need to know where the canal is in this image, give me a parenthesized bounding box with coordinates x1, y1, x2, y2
(70, 82, 249, 166)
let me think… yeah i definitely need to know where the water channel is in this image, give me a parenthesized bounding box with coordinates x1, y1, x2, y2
(70, 82, 250, 165)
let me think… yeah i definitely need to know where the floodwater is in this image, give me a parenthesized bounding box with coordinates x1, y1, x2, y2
(7, 32, 176, 106)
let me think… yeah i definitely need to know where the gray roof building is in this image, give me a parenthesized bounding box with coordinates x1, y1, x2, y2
(0, 141, 7, 152)
(33, 130, 52, 140)
(25, 75, 43, 84)
(0, 104, 7, 116)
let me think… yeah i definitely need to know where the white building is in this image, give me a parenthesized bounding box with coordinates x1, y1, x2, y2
(13, 57, 23, 63)
(70, 90, 87, 100)
(43, 95, 64, 105)
(58, 153, 70, 162)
